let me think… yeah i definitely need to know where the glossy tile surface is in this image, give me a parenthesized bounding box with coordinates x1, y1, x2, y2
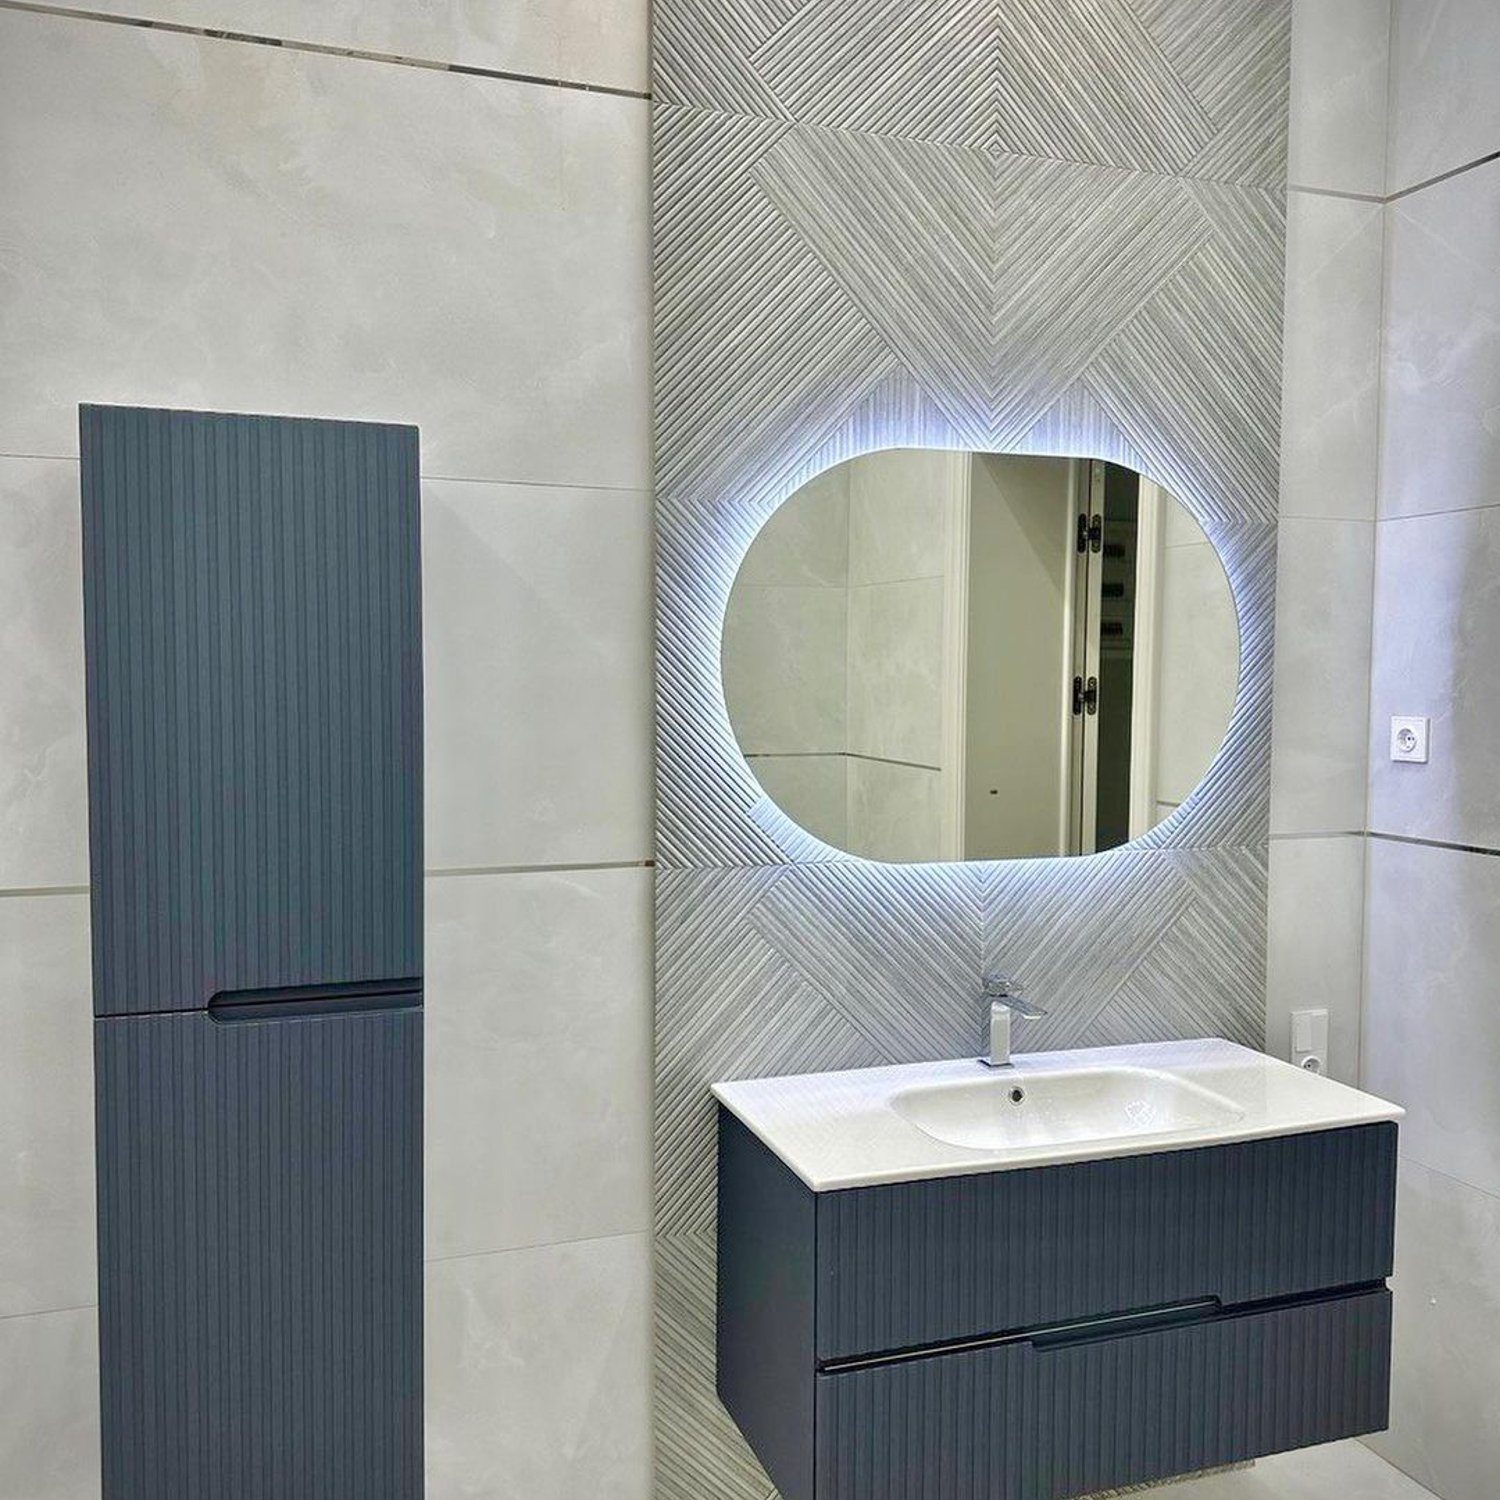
(1266, 835, 1366, 1085)
(1387, 0, 1500, 192)
(0, 10, 649, 490)
(1362, 839, 1500, 1198)
(1379, 157, 1500, 521)
(425, 1233, 651, 1500)
(1364, 1157, 1500, 1500)
(845, 578, 945, 768)
(1279, 193, 1385, 522)
(0, 894, 95, 1319)
(0, 1305, 101, 1500)
(81, 0, 650, 93)
(422, 478, 651, 869)
(424, 868, 651, 1260)
(1366, 507, 1500, 849)
(0, 458, 87, 889)
(1270, 519, 1374, 835)
(845, 756, 945, 865)
(1287, 0, 1391, 195)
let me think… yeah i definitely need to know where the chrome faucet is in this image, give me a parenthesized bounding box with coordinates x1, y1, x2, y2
(979, 973, 1047, 1068)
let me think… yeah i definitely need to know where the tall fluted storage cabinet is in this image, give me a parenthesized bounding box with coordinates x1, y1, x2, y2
(81, 406, 424, 1500)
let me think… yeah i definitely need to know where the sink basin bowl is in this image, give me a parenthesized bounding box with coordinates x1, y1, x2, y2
(889, 1065, 1245, 1151)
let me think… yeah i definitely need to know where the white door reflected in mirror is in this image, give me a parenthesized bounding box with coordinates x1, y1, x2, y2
(721, 448, 1240, 863)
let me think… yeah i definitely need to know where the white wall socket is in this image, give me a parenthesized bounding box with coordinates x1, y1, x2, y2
(1291, 1008, 1328, 1075)
(1390, 715, 1430, 763)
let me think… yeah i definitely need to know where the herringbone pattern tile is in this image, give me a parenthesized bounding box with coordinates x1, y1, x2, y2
(652, 3, 1288, 1493)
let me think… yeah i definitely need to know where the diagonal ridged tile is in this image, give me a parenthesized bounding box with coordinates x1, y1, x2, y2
(652, 5, 1288, 1493)
(751, 0, 992, 146)
(656, 0, 1289, 187)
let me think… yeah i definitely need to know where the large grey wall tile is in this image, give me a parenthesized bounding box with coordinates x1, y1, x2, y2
(1362, 839, 1500, 1198)
(0, 1305, 100, 1500)
(0, 894, 95, 1319)
(1265, 835, 1365, 1083)
(0, 458, 87, 890)
(721, 585, 847, 756)
(1367, 508, 1500, 848)
(0, 10, 649, 490)
(845, 578, 945, 768)
(1379, 157, 1500, 521)
(845, 758, 945, 865)
(846, 448, 951, 585)
(1270, 519, 1374, 834)
(426, 1233, 651, 1500)
(1364, 1158, 1500, 1500)
(423, 478, 651, 869)
(79, 0, 650, 93)
(425, 868, 651, 1261)
(747, 755, 848, 849)
(1280, 193, 1385, 521)
(1387, 0, 1500, 193)
(1287, 0, 1391, 195)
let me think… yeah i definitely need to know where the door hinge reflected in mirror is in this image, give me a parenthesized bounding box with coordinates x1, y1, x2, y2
(1076, 512, 1102, 554)
(1071, 675, 1099, 716)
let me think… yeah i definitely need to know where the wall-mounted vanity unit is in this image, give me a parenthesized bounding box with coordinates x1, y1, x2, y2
(81, 406, 423, 1499)
(716, 1040, 1401, 1500)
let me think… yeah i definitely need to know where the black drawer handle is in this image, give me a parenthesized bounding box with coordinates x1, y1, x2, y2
(207, 978, 422, 1024)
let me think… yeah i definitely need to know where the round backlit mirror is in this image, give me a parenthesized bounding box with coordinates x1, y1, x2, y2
(722, 449, 1239, 862)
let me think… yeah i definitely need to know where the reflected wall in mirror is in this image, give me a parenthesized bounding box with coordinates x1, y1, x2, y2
(722, 450, 1240, 863)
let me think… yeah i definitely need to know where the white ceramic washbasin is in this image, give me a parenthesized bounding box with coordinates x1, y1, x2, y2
(889, 1064, 1245, 1151)
(712, 1038, 1404, 1191)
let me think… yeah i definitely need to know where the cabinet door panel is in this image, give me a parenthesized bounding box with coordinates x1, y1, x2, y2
(96, 1006, 423, 1500)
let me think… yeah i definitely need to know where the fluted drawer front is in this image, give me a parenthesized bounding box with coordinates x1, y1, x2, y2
(816, 1123, 1397, 1360)
(815, 1288, 1392, 1500)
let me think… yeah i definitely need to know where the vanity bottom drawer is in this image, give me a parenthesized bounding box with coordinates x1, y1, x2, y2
(815, 1288, 1391, 1500)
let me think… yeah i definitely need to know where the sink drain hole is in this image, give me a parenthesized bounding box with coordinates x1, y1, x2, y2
(1009, 1086, 1026, 1104)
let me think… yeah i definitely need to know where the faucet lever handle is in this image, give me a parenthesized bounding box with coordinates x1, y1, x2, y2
(981, 971, 1022, 997)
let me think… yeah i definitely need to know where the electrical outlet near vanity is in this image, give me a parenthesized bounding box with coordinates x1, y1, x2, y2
(715, 1040, 1402, 1500)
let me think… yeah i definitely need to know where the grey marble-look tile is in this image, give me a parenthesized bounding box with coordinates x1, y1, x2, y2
(847, 448, 953, 586)
(1379, 157, 1500, 521)
(1367, 507, 1500, 848)
(1363, 1157, 1500, 1500)
(424, 868, 650, 1260)
(0, 457, 88, 890)
(1287, 0, 1392, 196)
(1279, 193, 1385, 521)
(422, 478, 651, 870)
(735, 466, 849, 589)
(721, 584, 847, 757)
(425, 1233, 650, 1500)
(0, 894, 95, 1320)
(747, 754, 848, 849)
(1362, 838, 1500, 1197)
(1170, 1440, 1435, 1498)
(846, 757, 946, 864)
(1265, 835, 1365, 1084)
(0, 10, 649, 491)
(846, 578, 946, 768)
(1387, 0, 1500, 194)
(0, 1305, 101, 1500)
(1270, 519, 1374, 835)
(1155, 538, 1240, 805)
(79, 0, 650, 94)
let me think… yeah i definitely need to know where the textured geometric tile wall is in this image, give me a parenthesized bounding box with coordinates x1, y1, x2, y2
(652, 4, 1290, 1495)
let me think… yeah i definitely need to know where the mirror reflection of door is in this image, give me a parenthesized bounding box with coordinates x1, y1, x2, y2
(722, 448, 1239, 864)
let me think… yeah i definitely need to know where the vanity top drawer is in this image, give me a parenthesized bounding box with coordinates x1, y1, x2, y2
(815, 1122, 1397, 1360)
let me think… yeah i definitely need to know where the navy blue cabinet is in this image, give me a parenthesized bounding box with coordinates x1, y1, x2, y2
(82, 407, 424, 1500)
(718, 1109, 1398, 1500)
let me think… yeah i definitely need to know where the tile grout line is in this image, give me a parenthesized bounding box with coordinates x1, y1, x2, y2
(1292, 149, 1500, 208)
(424, 1225, 650, 1267)
(1397, 1150, 1500, 1208)
(1366, 830, 1500, 860)
(0, 0, 652, 99)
